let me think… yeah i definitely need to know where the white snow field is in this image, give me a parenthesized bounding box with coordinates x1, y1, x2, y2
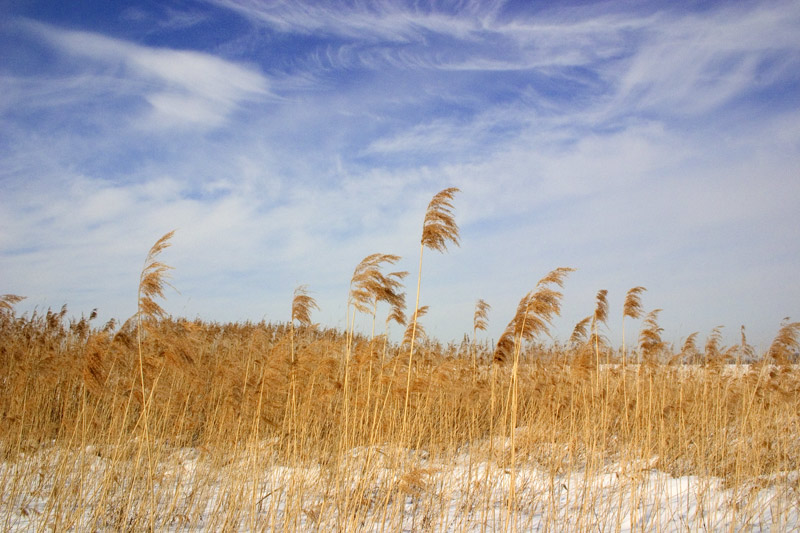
(3, 437, 798, 532)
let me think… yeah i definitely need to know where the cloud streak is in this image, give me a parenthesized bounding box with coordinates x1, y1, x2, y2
(18, 19, 270, 129)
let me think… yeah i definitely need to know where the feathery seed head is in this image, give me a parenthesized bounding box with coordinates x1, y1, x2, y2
(386, 304, 407, 328)
(421, 187, 460, 252)
(536, 267, 575, 288)
(704, 325, 725, 359)
(292, 285, 319, 327)
(623, 286, 647, 319)
(493, 324, 516, 364)
(494, 267, 574, 360)
(768, 319, 800, 364)
(682, 332, 699, 355)
(639, 308, 665, 358)
(0, 294, 25, 313)
(473, 299, 491, 333)
(349, 253, 405, 315)
(138, 230, 176, 322)
(570, 316, 593, 347)
(593, 289, 609, 325)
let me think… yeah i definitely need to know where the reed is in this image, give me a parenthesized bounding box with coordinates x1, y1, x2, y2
(638, 308, 665, 363)
(134, 230, 175, 529)
(472, 299, 490, 371)
(622, 286, 646, 366)
(591, 289, 609, 370)
(403, 187, 460, 434)
(767, 319, 800, 364)
(2, 304, 798, 530)
(0, 294, 25, 313)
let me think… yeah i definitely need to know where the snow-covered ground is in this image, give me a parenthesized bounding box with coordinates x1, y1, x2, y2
(3, 440, 798, 532)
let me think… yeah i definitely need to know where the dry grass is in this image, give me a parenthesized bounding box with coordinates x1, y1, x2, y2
(1, 306, 799, 530)
(2, 197, 800, 531)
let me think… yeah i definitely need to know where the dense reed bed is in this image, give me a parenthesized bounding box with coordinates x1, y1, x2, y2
(2, 189, 799, 531)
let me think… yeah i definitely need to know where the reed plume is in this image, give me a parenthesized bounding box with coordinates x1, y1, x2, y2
(638, 308, 665, 363)
(349, 254, 403, 314)
(420, 187, 461, 252)
(493, 267, 574, 363)
(138, 231, 176, 325)
(472, 299, 490, 368)
(593, 289, 609, 325)
(739, 325, 755, 362)
(569, 315, 592, 347)
(703, 325, 725, 363)
(386, 300, 407, 329)
(675, 331, 699, 364)
(592, 289, 609, 367)
(347, 254, 407, 347)
(621, 286, 646, 363)
(383, 300, 407, 357)
(291, 285, 318, 328)
(0, 294, 25, 314)
(290, 285, 319, 364)
(384, 271, 408, 304)
(767, 319, 800, 364)
(473, 299, 490, 334)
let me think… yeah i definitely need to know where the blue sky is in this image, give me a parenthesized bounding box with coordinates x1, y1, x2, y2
(1, 0, 799, 351)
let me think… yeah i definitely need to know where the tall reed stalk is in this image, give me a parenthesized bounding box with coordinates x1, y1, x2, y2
(494, 267, 573, 526)
(402, 187, 460, 434)
(592, 289, 609, 370)
(134, 230, 175, 530)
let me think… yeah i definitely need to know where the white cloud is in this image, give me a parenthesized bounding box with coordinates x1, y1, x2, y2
(609, 4, 800, 116)
(20, 19, 270, 129)
(206, 0, 502, 42)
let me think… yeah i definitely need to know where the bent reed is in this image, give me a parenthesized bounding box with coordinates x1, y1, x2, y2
(1, 191, 799, 532)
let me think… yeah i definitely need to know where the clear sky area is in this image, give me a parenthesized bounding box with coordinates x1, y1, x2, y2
(2, 0, 799, 350)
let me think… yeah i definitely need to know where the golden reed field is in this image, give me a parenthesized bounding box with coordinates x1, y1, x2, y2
(2, 189, 799, 531)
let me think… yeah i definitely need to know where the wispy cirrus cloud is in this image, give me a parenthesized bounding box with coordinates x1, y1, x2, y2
(15, 19, 270, 129)
(206, 0, 503, 42)
(608, 5, 800, 117)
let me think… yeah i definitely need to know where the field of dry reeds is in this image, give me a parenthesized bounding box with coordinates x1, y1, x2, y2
(2, 189, 799, 532)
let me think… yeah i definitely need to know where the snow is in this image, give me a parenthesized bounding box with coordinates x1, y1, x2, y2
(3, 439, 798, 532)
